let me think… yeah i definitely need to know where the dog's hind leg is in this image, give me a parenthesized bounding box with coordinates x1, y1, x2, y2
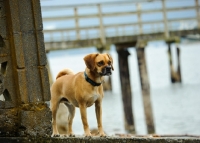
(50, 95, 60, 137)
(64, 103, 76, 137)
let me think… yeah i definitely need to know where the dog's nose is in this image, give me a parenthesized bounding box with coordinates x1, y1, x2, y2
(106, 66, 111, 71)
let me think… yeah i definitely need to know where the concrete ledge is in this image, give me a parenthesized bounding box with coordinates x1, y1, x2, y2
(0, 136, 200, 143)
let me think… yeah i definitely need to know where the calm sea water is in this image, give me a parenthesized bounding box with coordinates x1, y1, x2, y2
(47, 40, 200, 135)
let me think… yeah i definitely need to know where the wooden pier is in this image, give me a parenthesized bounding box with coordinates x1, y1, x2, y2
(42, 0, 200, 51)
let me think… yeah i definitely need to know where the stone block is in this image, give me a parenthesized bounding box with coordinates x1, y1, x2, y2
(11, 31, 47, 68)
(26, 66, 43, 103)
(0, 108, 19, 137)
(32, 0, 43, 30)
(0, 1, 5, 18)
(36, 31, 47, 66)
(6, 0, 21, 33)
(0, 40, 10, 55)
(0, 101, 5, 109)
(17, 69, 28, 103)
(2, 57, 18, 108)
(18, 0, 34, 32)
(22, 31, 38, 67)
(0, 15, 7, 39)
(39, 66, 51, 101)
(13, 33, 25, 68)
(19, 103, 52, 137)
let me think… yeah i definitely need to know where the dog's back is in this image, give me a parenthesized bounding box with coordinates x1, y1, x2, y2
(56, 69, 74, 79)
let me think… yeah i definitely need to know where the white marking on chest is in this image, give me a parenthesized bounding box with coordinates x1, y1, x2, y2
(86, 91, 100, 107)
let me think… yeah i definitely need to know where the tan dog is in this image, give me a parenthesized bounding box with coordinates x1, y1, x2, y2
(50, 53, 114, 137)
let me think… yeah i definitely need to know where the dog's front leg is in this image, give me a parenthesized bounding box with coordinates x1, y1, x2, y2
(95, 100, 106, 137)
(79, 104, 91, 137)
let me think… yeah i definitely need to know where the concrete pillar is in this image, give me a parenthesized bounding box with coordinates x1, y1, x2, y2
(116, 44, 135, 133)
(136, 41, 155, 134)
(0, 0, 51, 137)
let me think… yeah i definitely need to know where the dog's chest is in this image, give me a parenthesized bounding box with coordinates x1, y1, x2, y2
(86, 92, 100, 107)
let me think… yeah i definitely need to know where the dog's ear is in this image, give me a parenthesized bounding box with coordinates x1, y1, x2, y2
(107, 54, 114, 71)
(84, 53, 99, 70)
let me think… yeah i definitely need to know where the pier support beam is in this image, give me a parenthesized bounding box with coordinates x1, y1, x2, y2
(116, 44, 135, 133)
(136, 41, 155, 134)
(167, 41, 182, 83)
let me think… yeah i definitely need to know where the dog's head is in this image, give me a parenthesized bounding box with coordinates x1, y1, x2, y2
(84, 53, 114, 76)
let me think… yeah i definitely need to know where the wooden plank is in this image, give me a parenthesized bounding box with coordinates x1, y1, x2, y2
(44, 29, 200, 51)
(43, 17, 197, 33)
(42, 6, 200, 21)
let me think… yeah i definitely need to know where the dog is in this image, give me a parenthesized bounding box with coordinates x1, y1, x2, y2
(50, 53, 114, 137)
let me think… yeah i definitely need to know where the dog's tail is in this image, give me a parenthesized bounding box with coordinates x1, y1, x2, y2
(56, 69, 74, 80)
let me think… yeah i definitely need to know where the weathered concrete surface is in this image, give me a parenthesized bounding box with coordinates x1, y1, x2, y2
(0, 103, 52, 137)
(0, 109, 19, 137)
(0, 0, 52, 137)
(18, 103, 52, 137)
(0, 136, 200, 143)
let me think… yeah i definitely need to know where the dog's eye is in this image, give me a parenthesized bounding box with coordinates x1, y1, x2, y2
(97, 61, 104, 66)
(108, 61, 111, 65)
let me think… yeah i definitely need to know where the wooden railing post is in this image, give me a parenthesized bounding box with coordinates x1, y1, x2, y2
(136, 3, 143, 34)
(74, 7, 80, 40)
(162, 0, 169, 38)
(98, 4, 106, 46)
(195, 0, 200, 28)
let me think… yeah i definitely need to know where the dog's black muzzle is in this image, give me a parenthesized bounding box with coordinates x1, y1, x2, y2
(101, 66, 112, 76)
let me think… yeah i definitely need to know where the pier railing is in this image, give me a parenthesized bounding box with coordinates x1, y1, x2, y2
(42, 0, 200, 50)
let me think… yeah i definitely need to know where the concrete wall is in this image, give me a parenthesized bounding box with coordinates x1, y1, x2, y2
(0, 0, 52, 137)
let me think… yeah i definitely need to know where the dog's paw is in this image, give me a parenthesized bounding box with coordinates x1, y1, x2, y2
(84, 132, 92, 138)
(99, 132, 106, 137)
(60, 134, 68, 137)
(84, 135, 92, 139)
(69, 133, 75, 137)
(51, 134, 60, 137)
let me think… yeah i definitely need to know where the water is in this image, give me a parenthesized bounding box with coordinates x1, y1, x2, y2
(47, 40, 200, 135)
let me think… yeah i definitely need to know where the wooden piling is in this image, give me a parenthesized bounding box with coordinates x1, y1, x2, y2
(167, 42, 176, 83)
(176, 46, 182, 82)
(167, 42, 182, 83)
(116, 47, 135, 133)
(136, 41, 155, 134)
